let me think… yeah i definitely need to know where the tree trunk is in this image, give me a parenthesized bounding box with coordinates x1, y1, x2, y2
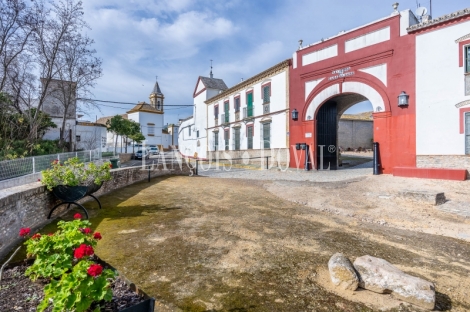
(114, 134, 118, 155)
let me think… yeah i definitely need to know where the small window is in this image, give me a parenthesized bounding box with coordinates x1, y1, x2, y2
(76, 135, 81, 142)
(197, 130, 199, 138)
(224, 129, 229, 150)
(262, 84, 271, 104)
(234, 128, 240, 150)
(214, 132, 219, 151)
(157, 100, 162, 110)
(247, 125, 253, 149)
(262, 122, 270, 149)
(214, 105, 219, 118)
(188, 127, 191, 136)
(466, 45, 470, 73)
(148, 126, 155, 136)
(234, 97, 240, 112)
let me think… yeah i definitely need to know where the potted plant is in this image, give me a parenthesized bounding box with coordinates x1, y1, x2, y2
(7, 215, 155, 311)
(41, 157, 112, 218)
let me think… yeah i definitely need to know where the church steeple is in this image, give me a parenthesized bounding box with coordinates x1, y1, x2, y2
(149, 77, 164, 112)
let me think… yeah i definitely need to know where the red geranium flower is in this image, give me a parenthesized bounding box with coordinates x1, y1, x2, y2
(93, 232, 102, 240)
(73, 244, 94, 259)
(37, 179, 41, 182)
(19, 228, 31, 237)
(31, 233, 41, 240)
(73, 213, 82, 219)
(48, 233, 54, 236)
(52, 159, 59, 165)
(82, 228, 92, 234)
(87, 264, 103, 277)
(109, 163, 113, 168)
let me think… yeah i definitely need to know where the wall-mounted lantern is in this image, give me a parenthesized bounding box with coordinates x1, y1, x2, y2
(295, 143, 301, 150)
(292, 109, 298, 121)
(398, 91, 409, 107)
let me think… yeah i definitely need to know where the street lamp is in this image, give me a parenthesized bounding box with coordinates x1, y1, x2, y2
(292, 109, 298, 121)
(398, 91, 409, 107)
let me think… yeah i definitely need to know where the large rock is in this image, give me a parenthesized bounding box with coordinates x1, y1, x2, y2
(328, 253, 359, 291)
(353, 255, 435, 310)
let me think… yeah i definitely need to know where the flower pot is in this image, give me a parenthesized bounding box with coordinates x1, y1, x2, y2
(52, 185, 88, 202)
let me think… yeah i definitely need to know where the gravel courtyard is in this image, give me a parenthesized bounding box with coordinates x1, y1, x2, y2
(73, 165, 470, 312)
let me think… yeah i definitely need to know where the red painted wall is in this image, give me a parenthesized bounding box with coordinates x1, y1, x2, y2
(289, 15, 416, 173)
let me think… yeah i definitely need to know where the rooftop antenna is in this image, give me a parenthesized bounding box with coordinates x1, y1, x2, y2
(210, 59, 213, 78)
(415, 5, 428, 22)
(430, 0, 432, 19)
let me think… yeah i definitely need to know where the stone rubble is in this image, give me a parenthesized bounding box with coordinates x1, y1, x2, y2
(328, 253, 359, 291)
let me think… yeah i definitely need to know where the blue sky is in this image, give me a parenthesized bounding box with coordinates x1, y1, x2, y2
(81, 0, 470, 123)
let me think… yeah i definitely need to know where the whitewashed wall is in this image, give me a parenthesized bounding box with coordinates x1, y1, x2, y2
(207, 70, 288, 152)
(76, 125, 107, 150)
(416, 20, 470, 155)
(128, 112, 164, 147)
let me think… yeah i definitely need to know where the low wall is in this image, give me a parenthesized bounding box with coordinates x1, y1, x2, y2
(417, 155, 470, 172)
(0, 163, 192, 260)
(208, 148, 289, 168)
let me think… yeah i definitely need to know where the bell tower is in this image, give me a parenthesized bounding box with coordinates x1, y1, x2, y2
(149, 77, 164, 112)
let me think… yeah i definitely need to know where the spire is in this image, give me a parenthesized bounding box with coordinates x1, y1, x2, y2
(210, 59, 213, 78)
(152, 76, 162, 95)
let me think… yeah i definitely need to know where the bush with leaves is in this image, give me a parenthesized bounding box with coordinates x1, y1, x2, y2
(20, 214, 116, 312)
(41, 157, 112, 191)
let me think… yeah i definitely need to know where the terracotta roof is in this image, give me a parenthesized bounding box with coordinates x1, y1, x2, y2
(77, 121, 107, 127)
(126, 102, 162, 114)
(96, 114, 128, 126)
(407, 7, 470, 32)
(341, 111, 373, 121)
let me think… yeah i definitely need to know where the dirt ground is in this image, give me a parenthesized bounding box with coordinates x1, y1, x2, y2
(61, 174, 470, 312)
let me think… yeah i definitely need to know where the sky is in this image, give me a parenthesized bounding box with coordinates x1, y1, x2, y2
(79, 0, 470, 124)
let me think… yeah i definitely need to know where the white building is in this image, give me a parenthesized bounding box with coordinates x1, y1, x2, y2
(97, 81, 177, 152)
(75, 122, 107, 151)
(178, 60, 291, 166)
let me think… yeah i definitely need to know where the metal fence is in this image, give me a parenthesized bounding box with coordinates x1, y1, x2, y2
(0, 149, 102, 190)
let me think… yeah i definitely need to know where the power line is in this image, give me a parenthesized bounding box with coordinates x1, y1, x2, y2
(77, 98, 194, 107)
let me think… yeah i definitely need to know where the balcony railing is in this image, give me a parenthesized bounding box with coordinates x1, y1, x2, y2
(262, 103, 270, 114)
(243, 106, 254, 119)
(235, 112, 240, 121)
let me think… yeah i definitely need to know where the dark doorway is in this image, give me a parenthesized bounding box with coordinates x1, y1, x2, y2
(316, 100, 337, 170)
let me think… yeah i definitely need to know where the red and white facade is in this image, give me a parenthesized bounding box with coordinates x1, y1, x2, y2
(289, 6, 470, 180)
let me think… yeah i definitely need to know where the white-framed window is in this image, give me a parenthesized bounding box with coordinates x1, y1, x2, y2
(466, 45, 470, 73)
(147, 123, 155, 136)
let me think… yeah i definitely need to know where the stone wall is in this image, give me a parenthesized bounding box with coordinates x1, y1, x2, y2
(0, 163, 192, 260)
(417, 155, 470, 173)
(208, 148, 290, 168)
(338, 119, 373, 150)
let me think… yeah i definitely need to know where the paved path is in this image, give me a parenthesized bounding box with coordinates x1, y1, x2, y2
(198, 161, 373, 182)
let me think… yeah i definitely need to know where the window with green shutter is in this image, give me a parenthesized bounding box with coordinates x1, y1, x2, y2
(262, 123, 270, 149)
(247, 92, 253, 117)
(235, 97, 240, 112)
(214, 132, 219, 151)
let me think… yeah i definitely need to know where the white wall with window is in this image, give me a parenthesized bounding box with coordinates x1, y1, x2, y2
(415, 19, 470, 156)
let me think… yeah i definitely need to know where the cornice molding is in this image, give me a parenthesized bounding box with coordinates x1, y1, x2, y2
(205, 59, 291, 104)
(456, 33, 470, 43)
(407, 7, 470, 32)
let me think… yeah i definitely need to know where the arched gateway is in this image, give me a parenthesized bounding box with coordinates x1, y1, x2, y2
(288, 8, 419, 175)
(305, 81, 389, 170)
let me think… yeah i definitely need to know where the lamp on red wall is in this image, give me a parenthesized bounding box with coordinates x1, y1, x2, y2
(398, 91, 409, 107)
(292, 109, 299, 120)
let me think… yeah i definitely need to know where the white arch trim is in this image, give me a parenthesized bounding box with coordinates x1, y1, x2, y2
(305, 81, 386, 120)
(342, 82, 385, 112)
(305, 84, 340, 120)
